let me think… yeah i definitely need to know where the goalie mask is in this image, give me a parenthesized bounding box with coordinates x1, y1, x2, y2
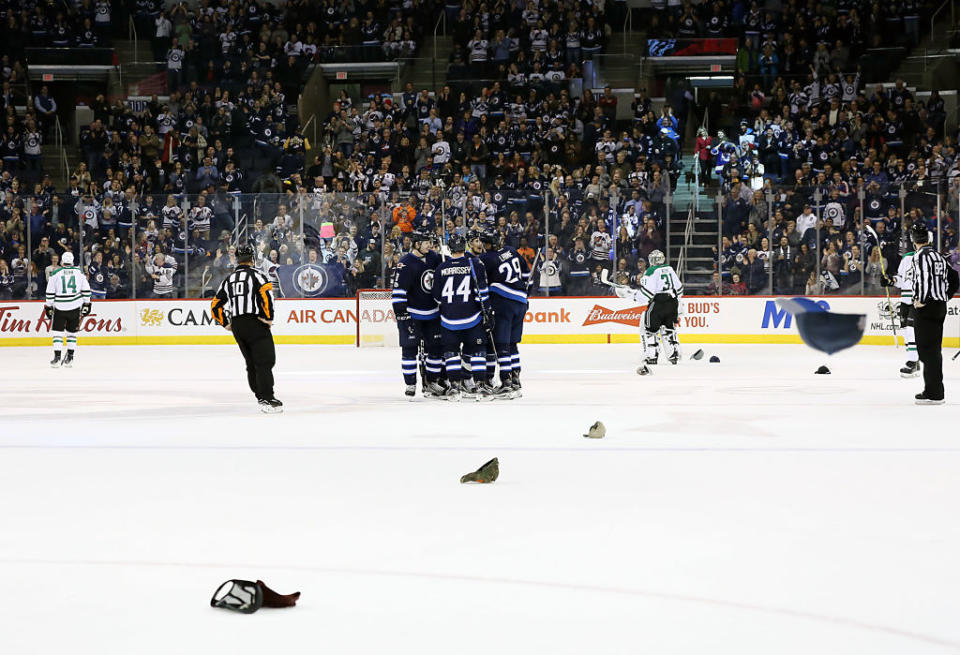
(649, 250, 665, 266)
(210, 580, 263, 613)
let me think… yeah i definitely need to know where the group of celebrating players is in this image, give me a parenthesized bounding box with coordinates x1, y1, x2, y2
(391, 224, 688, 399)
(391, 227, 530, 401)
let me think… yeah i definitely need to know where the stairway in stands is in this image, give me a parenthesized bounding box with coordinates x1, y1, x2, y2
(667, 147, 717, 293)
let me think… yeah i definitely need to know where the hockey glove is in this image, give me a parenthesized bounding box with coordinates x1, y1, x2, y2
(397, 311, 415, 337)
(615, 286, 632, 299)
(44, 305, 53, 319)
(80, 303, 92, 317)
(879, 275, 895, 287)
(482, 308, 495, 332)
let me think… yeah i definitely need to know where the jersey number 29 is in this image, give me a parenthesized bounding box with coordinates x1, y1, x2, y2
(441, 276, 471, 304)
(499, 258, 522, 284)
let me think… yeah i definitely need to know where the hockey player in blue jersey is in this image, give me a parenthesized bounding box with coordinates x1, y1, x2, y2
(433, 233, 494, 401)
(391, 229, 445, 399)
(479, 228, 529, 398)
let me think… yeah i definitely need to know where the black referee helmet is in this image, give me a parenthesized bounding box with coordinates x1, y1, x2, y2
(237, 244, 255, 263)
(910, 222, 930, 245)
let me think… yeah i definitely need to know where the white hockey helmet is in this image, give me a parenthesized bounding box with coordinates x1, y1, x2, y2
(61, 251, 74, 266)
(649, 250, 665, 266)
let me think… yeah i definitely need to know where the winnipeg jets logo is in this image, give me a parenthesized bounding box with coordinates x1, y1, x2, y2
(420, 270, 434, 293)
(295, 264, 326, 295)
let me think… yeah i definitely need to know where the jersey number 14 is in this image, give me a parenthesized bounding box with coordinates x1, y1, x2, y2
(61, 275, 77, 293)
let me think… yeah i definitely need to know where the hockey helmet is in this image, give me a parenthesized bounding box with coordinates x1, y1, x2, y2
(411, 228, 434, 243)
(236, 244, 256, 262)
(480, 228, 500, 246)
(909, 221, 930, 245)
(649, 250, 665, 266)
(447, 233, 467, 253)
(61, 251, 74, 266)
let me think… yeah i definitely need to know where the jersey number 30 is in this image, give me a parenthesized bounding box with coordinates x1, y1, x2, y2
(441, 276, 471, 304)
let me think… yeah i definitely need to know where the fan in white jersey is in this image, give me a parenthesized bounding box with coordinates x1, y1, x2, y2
(886, 249, 920, 377)
(615, 250, 684, 369)
(44, 251, 92, 368)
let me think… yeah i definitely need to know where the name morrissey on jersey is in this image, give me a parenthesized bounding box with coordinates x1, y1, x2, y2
(440, 266, 471, 275)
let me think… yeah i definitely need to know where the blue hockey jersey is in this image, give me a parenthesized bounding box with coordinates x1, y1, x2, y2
(392, 250, 441, 320)
(481, 247, 530, 304)
(432, 254, 489, 330)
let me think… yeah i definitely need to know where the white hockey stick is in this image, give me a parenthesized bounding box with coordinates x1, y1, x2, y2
(599, 267, 630, 289)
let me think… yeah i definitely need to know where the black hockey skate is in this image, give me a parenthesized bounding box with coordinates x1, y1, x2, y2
(668, 352, 679, 365)
(915, 392, 945, 405)
(49, 352, 62, 368)
(900, 361, 920, 378)
(644, 356, 658, 365)
(62, 351, 74, 368)
(474, 382, 497, 402)
(258, 398, 284, 414)
(404, 384, 417, 399)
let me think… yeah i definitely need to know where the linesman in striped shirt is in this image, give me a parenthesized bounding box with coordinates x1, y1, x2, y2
(909, 223, 958, 405)
(211, 244, 283, 413)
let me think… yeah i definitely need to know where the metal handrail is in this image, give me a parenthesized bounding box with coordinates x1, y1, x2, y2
(678, 206, 695, 286)
(302, 114, 317, 149)
(432, 10, 446, 91)
(54, 116, 69, 185)
(128, 16, 138, 63)
(623, 4, 632, 50)
(932, 0, 956, 37)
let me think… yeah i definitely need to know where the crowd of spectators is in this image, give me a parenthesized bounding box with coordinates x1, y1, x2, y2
(144, 0, 431, 70)
(647, 0, 960, 295)
(4, 0, 960, 302)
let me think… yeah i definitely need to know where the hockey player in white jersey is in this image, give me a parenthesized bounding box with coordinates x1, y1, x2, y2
(881, 248, 919, 377)
(44, 251, 92, 368)
(615, 250, 683, 373)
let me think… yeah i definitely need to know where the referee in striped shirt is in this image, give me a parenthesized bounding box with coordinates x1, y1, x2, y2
(909, 223, 956, 405)
(211, 244, 283, 413)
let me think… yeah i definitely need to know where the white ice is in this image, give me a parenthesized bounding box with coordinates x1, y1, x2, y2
(1, 343, 959, 654)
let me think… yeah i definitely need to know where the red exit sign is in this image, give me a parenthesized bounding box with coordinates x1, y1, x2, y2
(335, 71, 347, 80)
(710, 64, 721, 72)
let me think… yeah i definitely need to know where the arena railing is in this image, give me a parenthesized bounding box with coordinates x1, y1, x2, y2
(33, 179, 959, 304)
(695, 181, 957, 298)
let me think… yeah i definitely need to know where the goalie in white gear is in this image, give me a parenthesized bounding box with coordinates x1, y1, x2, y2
(44, 251, 92, 368)
(616, 250, 684, 366)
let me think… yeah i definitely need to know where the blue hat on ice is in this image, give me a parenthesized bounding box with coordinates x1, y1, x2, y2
(776, 298, 866, 355)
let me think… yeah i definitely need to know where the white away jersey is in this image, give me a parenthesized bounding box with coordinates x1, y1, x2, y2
(897, 252, 915, 305)
(635, 264, 683, 303)
(45, 266, 92, 310)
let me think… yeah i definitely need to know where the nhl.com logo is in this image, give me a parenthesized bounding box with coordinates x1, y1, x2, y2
(295, 264, 327, 296)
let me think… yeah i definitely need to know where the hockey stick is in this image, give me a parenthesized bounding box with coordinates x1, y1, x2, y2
(524, 248, 543, 293)
(599, 267, 629, 289)
(864, 224, 900, 349)
(467, 256, 499, 370)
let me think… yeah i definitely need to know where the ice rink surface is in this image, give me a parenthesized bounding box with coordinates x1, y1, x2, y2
(1, 342, 959, 654)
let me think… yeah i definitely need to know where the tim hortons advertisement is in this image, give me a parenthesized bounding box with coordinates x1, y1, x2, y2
(2, 297, 958, 346)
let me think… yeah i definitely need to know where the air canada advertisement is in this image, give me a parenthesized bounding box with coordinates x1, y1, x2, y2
(1, 297, 957, 345)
